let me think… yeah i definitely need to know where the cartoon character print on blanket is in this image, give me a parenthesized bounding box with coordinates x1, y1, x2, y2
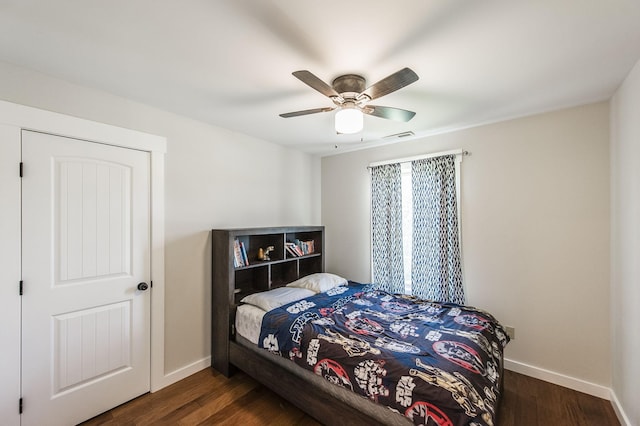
(258, 283, 509, 426)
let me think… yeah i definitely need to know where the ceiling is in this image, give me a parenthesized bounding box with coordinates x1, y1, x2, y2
(1, 1, 639, 155)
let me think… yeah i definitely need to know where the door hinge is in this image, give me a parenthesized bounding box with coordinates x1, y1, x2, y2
(19, 280, 23, 296)
(19, 397, 23, 414)
(19, 162, 23, 178)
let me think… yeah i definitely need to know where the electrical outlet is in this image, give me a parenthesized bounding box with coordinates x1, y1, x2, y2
(505, 326, 515, 340)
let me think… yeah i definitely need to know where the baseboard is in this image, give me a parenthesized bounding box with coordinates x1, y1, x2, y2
(504, 358, 611, 400)
(609, 389, 632, 426)
(154, 356, 212, 391)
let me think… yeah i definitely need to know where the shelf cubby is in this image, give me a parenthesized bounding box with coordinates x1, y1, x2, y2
(211, 226, 324, 376)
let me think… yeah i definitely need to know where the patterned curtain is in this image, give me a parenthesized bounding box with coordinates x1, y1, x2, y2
(411, 155, 465, 304)
(370, 163, 404, 294)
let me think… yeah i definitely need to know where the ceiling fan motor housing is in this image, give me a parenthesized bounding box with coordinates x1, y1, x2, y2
(332, 74, 367, 97)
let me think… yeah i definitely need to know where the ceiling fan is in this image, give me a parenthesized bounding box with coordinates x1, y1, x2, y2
(279, 67, 419, 134)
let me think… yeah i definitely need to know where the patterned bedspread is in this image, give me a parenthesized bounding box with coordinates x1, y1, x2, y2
(258, 283, 509, 426)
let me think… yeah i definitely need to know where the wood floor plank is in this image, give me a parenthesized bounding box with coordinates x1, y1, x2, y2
(497, 370, 619, 426)
(197, 386, 271, 425)
(81, 368, 620, 426)
(178, 372, 259, 425)
(136, 375, 226, 424)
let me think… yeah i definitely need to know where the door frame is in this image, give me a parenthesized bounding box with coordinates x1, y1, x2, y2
(0, 99, 168, 396)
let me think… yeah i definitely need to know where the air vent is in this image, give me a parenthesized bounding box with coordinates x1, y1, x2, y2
(383, 131, 415, 139)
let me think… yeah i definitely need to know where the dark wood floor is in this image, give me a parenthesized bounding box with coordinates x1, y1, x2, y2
(81, 368, 620, 426)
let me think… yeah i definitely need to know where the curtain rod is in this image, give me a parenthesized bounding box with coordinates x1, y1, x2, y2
(367, 149, 469, 169)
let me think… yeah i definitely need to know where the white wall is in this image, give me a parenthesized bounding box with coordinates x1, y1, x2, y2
(322, 102, 611, 390)
(0, 61, 322, 374)
(610, 59, 640, 426)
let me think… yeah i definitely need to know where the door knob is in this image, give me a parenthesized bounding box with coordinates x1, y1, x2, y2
(137, 282, 149, 291)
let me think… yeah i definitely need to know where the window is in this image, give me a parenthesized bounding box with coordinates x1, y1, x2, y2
(370, 151, 465, 303)
(400, 162, 413, 294)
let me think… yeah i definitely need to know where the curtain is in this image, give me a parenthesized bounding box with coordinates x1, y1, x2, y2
(411, 155, 465, 304)
(370, 163, 405, 293)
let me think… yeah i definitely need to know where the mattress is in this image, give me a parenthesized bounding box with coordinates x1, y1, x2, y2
(235, 303, 265, 345)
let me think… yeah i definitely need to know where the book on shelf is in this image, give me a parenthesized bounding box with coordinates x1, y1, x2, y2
(293, 239, 315, 256)
(285, 244, 299, 257)
(233, 239, 245, 267)
(306, 240, 315, 255)
(286, 240, 315, 257)
(240, 241, 249, 266)
(285, 242, 301, 257)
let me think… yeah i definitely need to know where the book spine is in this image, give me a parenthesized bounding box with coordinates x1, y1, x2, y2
(233, 239, 244, 267)
(298, 240, 315, 255)
(240, 241, 249, 266)
(285, 245, 298, 257)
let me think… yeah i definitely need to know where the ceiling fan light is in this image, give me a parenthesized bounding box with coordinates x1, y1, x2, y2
(335, 108, 363, 134)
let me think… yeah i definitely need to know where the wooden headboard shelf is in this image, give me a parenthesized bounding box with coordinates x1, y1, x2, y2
(211, 226, 324, 376)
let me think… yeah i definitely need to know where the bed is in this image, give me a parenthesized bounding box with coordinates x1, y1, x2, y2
(225, 272, 509, 426)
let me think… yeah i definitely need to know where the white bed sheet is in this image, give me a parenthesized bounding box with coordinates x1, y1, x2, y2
(235, 303, 266, 345)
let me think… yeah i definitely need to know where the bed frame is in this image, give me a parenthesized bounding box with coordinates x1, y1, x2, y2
(211, 226, 393, 424)
(211, 227, 503, 425)
(228, 340, 389, 425)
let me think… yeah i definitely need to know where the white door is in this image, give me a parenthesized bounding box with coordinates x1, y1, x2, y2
(21, 130, 151, 426)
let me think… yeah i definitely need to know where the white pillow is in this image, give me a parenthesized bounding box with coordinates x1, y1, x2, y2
(286, 273, 348, 293)
(240, 286, 315, 312)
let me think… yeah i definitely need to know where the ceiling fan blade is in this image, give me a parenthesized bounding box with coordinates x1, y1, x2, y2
(364, 105, 416, 122)
(279, 106, 335, 118)
(362, 67, 419, 101)
(292, 70, 340, 98)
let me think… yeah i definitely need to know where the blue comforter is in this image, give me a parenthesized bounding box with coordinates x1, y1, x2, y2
(258, 282, 509, 426)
